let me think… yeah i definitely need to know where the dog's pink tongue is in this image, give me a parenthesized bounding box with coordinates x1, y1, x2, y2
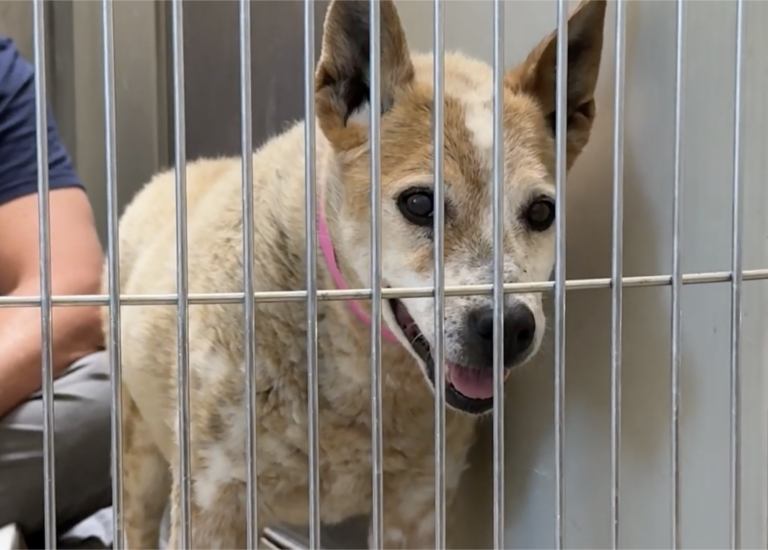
(448, 363, 494, 400)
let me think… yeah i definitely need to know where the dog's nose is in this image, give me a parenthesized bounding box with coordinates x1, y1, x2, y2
(467, 303, 536, 367)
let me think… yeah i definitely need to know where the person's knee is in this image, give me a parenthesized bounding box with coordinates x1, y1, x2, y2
(54, 351, 113, 460)
(53, 350, 113, 516)
(0, 351, 113, 534)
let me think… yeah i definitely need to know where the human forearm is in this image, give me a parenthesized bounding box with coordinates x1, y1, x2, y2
(0, 279, 104, 418)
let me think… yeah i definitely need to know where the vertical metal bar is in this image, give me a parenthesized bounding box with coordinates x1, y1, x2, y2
(369, 0, 384, 548)
(170, 0, 192, 547)
(432, 0, 447, 546)
(610, 0, 626, 548)
(304, 0, 321, 547)
(32, 1, 56, 547)
(239, 0, 258, 548)
(491, 0, 505, 548)
(102, 0, 124, 547)
(670, 1, 685, 548)
(554, 0, 568, 547)
(729, 0, 745, 548)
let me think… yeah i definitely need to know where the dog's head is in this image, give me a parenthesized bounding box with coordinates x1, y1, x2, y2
(315, 0, 606, 416)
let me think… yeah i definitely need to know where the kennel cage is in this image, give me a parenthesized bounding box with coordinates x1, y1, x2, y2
(1, 0, 768, 548)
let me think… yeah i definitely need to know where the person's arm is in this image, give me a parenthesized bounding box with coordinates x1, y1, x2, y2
(0, 36, 105, 418)
(0, 190, 105, 418)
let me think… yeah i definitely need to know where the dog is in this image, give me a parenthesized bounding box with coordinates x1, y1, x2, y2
(104, 0, 606, 547)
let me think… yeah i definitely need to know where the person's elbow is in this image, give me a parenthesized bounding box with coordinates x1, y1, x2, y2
(55, 263, 106, 340)
(14, 258, 107, 360)
(49, 245, 107, 357)
(54, 260, 104, 297)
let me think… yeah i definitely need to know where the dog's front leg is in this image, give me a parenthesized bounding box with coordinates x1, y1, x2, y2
(166, 475, 249, 550)
(368, 479, 458, 549)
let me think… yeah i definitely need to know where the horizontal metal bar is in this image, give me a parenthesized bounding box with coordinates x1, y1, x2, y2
(1, 269, 767, 308)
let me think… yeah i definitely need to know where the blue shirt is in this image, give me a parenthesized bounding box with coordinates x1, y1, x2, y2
(0, 35, 83, 208)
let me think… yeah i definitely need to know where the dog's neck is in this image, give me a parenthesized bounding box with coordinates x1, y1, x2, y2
(315, 149, 401, 347)
(317, 187, 400, 346)
(311, 139, 455, 421)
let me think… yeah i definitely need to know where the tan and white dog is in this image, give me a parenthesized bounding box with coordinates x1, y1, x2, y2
(104, 0, 606, 547)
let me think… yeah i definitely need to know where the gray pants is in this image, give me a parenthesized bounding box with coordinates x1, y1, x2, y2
(0, 351, 112, 542)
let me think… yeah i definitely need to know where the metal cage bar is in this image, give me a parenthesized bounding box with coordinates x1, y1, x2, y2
(729, 0, 745, 548)
(19, 1, 768, 549)
(239, 0, 259, 547)
(491, 0, 506, 548)
(303, 0, 321, 546)
(32, 1, 57, 547)
(170, 0, 193, 546)
(610, 0, 627, 547)
(432, 0, 447, 547)
(670, 0, 686, 547)
(101, 0, 124, 547)
(553, 0, 568, 547)
(369, 0, 385, 547)
(3, 269, 768, 309)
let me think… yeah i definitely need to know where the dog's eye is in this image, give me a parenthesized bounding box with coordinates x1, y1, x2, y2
(397, 189, 434, 227)
(525, 198, 555, 231)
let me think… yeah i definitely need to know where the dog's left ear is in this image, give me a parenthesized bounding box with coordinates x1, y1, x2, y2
(315, 0, 415, 150)
(507, 0, 607, 166)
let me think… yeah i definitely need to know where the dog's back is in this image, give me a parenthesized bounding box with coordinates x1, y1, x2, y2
(113, 156, 234, 291)
(107, 118, 310, 447)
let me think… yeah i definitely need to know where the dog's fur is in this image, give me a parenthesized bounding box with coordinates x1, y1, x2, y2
(104, 1, 606, 547)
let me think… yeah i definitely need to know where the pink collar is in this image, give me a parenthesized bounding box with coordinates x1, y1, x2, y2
(317, 195, 400, 345)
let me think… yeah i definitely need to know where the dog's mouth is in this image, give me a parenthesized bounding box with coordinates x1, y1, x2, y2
(388, 299, 509, 416)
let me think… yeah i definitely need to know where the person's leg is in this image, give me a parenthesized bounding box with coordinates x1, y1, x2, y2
(0, 351, 112, 541)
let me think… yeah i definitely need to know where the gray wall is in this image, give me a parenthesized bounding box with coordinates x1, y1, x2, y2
(179, 0, 328, 160)
(0, 3, 33, 56)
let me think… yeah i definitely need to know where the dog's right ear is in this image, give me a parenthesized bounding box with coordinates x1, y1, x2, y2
(315, 0, 415, 150)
